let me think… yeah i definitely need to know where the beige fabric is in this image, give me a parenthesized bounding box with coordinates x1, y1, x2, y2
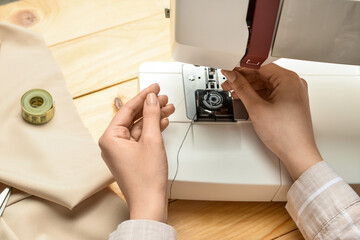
(0, 21, 116, 209)
(0, 22, 129, 239)
(109, 220, 176, 240)
(1, 188, 129, 240)
(0, 22, 114, 209)
(286, 161, 360, 240)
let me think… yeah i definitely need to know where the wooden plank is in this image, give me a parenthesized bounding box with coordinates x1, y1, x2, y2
(52, 13, 171, 98)
(0, 0, 168, 46)
(263, 216, 298, 240)
(168, 200, 299, 240)
(109, 182, 126, 202)
(275, 229, 304, 240)
(73, 79, 138, 141)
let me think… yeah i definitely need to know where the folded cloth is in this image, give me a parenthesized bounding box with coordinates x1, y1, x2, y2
(0, 186, 129, 240)
(0, 23, 129, 239)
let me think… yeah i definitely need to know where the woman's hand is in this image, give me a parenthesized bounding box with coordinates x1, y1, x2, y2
(222, 64, 322, 180)
(99, 83, 175, 223)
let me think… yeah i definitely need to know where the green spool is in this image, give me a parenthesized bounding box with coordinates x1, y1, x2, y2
(21, 89, 55, 125)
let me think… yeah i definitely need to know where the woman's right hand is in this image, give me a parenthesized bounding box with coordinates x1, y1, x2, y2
(221, 64, 322, 180)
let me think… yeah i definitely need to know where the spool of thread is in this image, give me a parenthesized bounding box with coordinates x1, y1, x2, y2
(21, 89, 55, 124)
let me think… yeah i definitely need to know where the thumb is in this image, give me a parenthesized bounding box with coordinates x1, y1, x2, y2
(141, 93, 162, 141)
(222, 70, 263, 108)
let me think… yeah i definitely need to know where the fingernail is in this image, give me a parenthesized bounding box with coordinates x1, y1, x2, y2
(222, 71, 237, 83)
(146, 93, 157, 105)
(147, 83, 158, 89)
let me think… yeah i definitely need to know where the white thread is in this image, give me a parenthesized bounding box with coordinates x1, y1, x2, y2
(169, 116, 195, 200)
(296, 177, 342, 224)
(342, 209, 360, 237)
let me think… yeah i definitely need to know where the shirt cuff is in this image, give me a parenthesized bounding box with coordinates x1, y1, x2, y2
(109, 220, 176, 240)
(286, 161, 360, 239)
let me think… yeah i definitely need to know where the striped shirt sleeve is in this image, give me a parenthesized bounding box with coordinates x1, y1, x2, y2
(109, 220, 176, 240)
(286, 161, 360, 240)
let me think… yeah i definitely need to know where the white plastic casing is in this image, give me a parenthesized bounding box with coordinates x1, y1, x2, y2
(170, 0, 250, 70)
(273, 0, 360, 65)
(139, 61, 360, 201)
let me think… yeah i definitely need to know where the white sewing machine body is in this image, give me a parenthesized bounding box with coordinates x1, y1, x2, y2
(139, 60, 360, 201)
(138, 0, 360, 201)
(170, 0, 360, 70)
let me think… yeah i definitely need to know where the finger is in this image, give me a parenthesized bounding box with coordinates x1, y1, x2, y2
(130, 116, 170, 141)
(160, 118, 170, 131)
(237, 69, 273, 90)
(235, 67, 262, 84)
(250, 80, 267, 91)
(221, 81, 232, 91)
(158, 95, 169, 107)
(259, 64, 302, 91)
(222, 70, 264, 108)
(140, 103, 174, 126)
(300, 78, 308, 90)
(130, 103, 175, 138)
(256, 63, 298, 81)
(161, 104, 175, 118)
(224, 79, 265, 96)
(133, 95, 168, 121)
(132, 103, 174, 129)
(141, 93, 162, 142)
(256, 89, 269, 99)
(109, 83, 160, 128)
(235, 68, 276, 93)
(99, 126, 131, 151)
(111, 126, 131, 140)
(129, 120, 142, 141)
(231, 91, 239, 99)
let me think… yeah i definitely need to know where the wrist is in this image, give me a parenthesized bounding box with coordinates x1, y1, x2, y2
(280, 146, 323, 180)
(129, 194, 168, 223)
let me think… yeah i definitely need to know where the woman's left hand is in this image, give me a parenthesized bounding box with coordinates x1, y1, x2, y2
(99, 83, 175, 223)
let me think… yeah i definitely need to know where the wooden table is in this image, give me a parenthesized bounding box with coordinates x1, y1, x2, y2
(0, 1, 304, 239)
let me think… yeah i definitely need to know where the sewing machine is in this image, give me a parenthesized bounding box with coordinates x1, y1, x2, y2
(139, 0, 360, 201)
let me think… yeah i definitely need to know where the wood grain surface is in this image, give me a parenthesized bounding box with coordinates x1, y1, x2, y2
(0, 0, 168, 45)
(51, 13, 171, 98)
(0, 0, 303, 239)
(168, 200, 299, 240)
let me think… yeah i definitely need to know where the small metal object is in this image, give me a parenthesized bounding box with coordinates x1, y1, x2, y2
(0, 187, 11, 217)
(164, 8, 170, 18)
(114, 97, 123, 111)
(182, 64, 248, 121)
(195, 90, 234, 121)
(188, 75, 196, 82)
(246, 59, 261, 66)
(205, 67, 219, 89)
